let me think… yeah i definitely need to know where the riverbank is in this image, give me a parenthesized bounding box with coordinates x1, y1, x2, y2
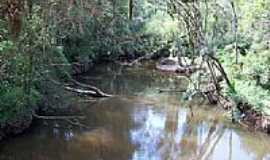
(154, 56, 270, 134)
(0, 109, 33, 141)
(0, 58, 95, 141)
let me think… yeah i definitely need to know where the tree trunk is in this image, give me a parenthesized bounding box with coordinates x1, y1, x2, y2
(231, 1, 238, 64)
(128, 0, 133, 20)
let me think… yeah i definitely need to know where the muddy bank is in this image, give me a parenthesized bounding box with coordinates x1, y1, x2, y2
(235, 102, 270, 133)
(0, 60, 92, 141)
(0, 109, 33, 141)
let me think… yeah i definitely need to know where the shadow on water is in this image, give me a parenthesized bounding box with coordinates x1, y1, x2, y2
(1, 63, 270, 160)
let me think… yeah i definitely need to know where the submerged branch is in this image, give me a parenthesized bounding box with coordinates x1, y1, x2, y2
(158, 88, 186, 93)
(33, 113, 85, 120)
(34, 114, 90, 129)
(65, 119, 90, 129)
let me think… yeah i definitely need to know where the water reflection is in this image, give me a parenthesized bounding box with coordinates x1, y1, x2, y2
(1, 63, 270, 160)
(131, 108, 166, 160)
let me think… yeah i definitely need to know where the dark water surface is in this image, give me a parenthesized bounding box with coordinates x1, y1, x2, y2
(1, 63, 270, 160)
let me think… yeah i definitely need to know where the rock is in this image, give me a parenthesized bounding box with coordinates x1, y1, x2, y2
(156, 57, 179, 72)
(160, 58, 177, 65)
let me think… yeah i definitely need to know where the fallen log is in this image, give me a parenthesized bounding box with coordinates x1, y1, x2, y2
(69, 79, 112, 97)
(64, 86, 98, 96)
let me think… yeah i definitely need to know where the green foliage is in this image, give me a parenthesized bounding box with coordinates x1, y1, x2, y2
(0, 2, 45, 123)
(49, 0, 179, 62)
(144, 11, 179, 40)
(220, 43, 270, 115)
(0, 40, 13, 52)
(205, 0, 270, 116)
(0, 86, 40, 123)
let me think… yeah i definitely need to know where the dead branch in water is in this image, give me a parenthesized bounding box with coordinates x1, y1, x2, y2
(64, 86, 97, 96)
(34, 113, 90, 129)
(35, 66, 112, 98)
(65, 119, 90, 129)
(33, 113, 85, 120)
(158, 88, 186, 93)
(46, 76, 112, 98)
(68, 78, 112, 97)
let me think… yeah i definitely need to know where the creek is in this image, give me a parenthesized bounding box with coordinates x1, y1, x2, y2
(1, 63, 270, 160)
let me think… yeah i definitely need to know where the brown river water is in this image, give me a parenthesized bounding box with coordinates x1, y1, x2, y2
(1, 63, 270, 160)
